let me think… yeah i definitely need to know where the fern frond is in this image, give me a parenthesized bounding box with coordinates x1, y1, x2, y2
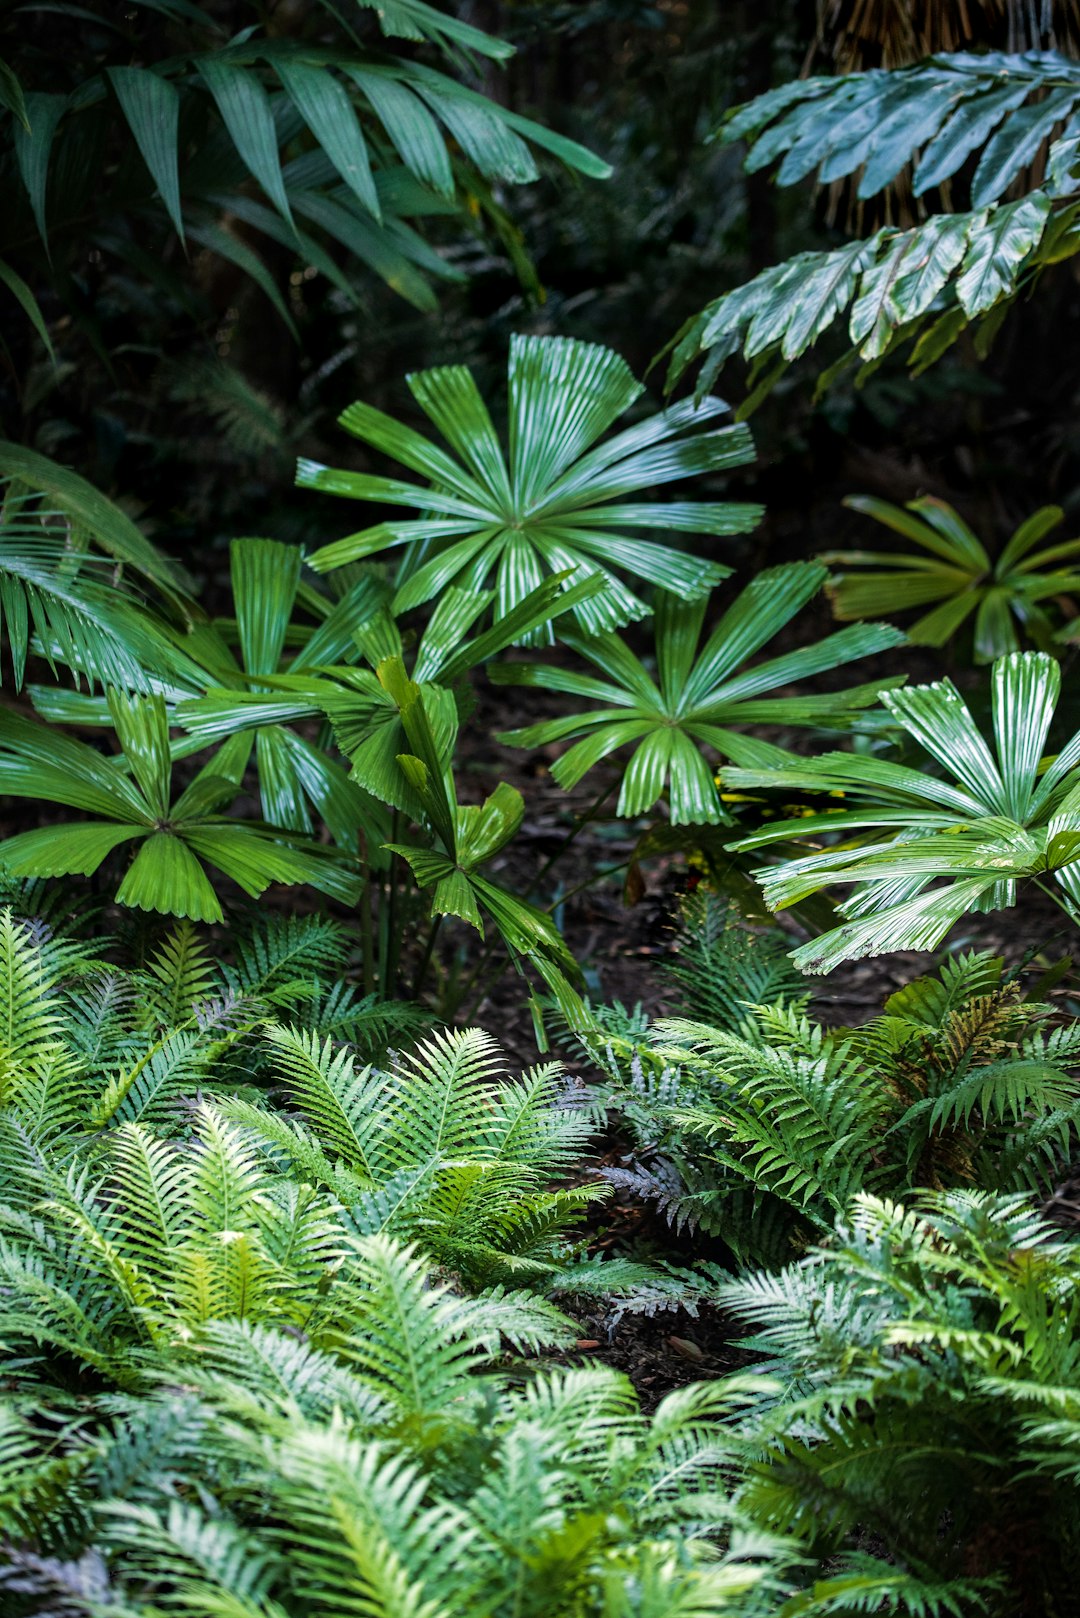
(0, 909, 70, 1103)
(145, 921, 219, 1026)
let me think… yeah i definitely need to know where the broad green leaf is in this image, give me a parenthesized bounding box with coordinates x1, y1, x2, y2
(275, 60, 379, 219)
(345, 67, 454, 197)
(116, 832, 223, 923)
(198, 58, 294, 228)
(107, 66, 184, 240)
(13, 91, 65, 245)
(956, 194, 1052, 316)
(913, 82, 1031, 194)
(972, 87, 1080, 206)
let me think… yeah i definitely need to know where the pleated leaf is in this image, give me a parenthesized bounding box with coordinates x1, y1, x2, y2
(300, 335, 760, 640)
(495, 565, 904, 825)
(726, 652, 1080, 972)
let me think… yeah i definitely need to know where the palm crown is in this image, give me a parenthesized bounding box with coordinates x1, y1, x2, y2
(727, 651, 1080, 970)
(297, 333, 763, 638)
(495, 563, 904, 823)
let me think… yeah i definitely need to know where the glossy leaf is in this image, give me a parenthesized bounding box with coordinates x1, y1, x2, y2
(0, 695, 360, 920)
(495, 564, 905, 825)
(300, 336, 760, 640)
(726, 653, 1080, 972)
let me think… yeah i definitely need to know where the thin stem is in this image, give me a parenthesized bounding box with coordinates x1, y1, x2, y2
(542, 858, 632, 913)
(412, 913, 444, 1001)
(523, 779, 618, 902)
(463, 857, 633, 1022)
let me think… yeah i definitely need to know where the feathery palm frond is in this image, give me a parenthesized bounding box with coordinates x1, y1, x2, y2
(669, 50, 1080, 396)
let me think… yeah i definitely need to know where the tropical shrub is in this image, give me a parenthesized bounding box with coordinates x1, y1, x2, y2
(0, 897, 803, 1614)
(724, 650, 1080, 971)
(715, 1190, 1080, 1615)
(823, 495, 1080, 661)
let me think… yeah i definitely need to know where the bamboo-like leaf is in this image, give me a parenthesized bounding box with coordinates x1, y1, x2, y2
(0, 260, 55, 364)
(107, 66, 184, 241)
(13, 91, 65, 245)
(275, 60, 379, 219)
(198, 58, 294, 229)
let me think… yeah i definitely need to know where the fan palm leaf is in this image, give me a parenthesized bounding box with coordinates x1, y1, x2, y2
(0, 693, 360, 923)
(297, 334, 763, 640)
(726, 651, 1080, 970)
(496, 564, 905, 823)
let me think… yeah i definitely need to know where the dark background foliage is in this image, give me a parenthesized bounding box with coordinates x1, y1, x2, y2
(7, 0, 1078, 593)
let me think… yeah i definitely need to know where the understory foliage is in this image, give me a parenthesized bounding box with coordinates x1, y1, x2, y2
(670, 49, 1080, 398)
(592, 893, 1080, 1266)
(0, 897, 798, 1616)
(716, 1191, 1080, 1615)
(7, 11, 1080, 1617)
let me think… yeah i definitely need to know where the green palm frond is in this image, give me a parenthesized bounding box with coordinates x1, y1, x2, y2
(0, 692, 361, 923)
(668, 50, 1080, 395)
(727, 651, 1080, 971)
(297, 334, 762, 639)
(822, 495, 1080, 661)
(0, 490, 174, 695)
(495, 565, 905, 823)
(3, 5, 608, 328)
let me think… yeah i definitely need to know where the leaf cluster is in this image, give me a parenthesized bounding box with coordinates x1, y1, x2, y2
(592, 902, 1080, 1266)
(668, 50, 1080, 398)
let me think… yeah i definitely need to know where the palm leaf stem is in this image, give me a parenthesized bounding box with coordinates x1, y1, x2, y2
(522, 779, 618, 904)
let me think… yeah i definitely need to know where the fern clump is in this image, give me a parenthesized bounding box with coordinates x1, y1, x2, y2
(594, 931, 1080, 1265)
(224, 1023, 607, 1286)
(714, 1190, 1080, 1614)
(0, 1231, 800, 1617)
